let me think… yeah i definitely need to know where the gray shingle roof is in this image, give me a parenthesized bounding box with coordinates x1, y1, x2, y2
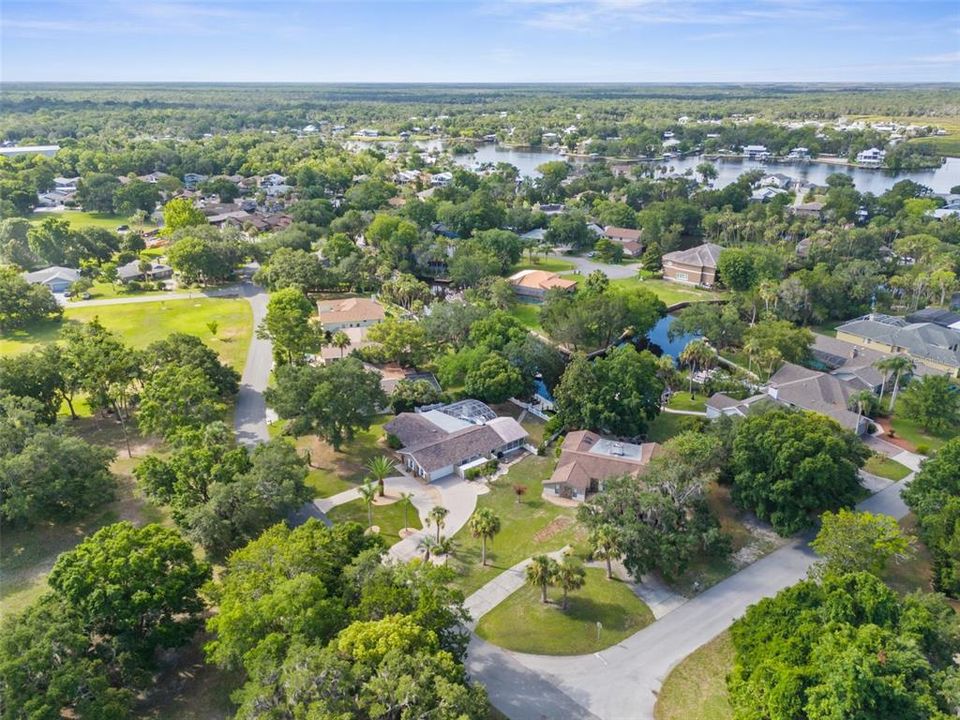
(661, 242, 725, 269)
(838, 314, 960, 369)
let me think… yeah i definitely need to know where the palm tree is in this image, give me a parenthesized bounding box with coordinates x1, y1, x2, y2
(848, 390, 877, 433)
(526, 555, 557, 604)
(427, 505, 449, 543)
(357, 481, 377, 529)
(589, 524, 623, 580)
(332, 330, 350, 358)
(398, 491, 414, 531)
(468, 508, 502, 566)
(366, 455, 394, 498)
(679, 339, 716, 398)
(743, 337, 763, 374)
(876, 355, 914, 413)
(553, 555, 586, 611)
(418, 535, 438, 562)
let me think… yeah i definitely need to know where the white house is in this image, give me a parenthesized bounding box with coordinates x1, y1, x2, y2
(430, 171, 453, 187)
(856, 148, 886, 167)
(743, 144, 771, 161)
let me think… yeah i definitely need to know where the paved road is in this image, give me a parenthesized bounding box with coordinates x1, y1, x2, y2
(233, 280, 271, 446)
(468, 450, 924, 720)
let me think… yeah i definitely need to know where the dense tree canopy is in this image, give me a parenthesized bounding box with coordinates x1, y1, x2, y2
(731, 408, 869, 535)
(729, 572, 960, 720)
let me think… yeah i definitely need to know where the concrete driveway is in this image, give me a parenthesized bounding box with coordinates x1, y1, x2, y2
(468, 463, 923, 720)
(547, 252, 640, 280)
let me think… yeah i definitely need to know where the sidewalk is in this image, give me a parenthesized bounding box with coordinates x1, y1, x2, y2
(464, 547, 570, 629)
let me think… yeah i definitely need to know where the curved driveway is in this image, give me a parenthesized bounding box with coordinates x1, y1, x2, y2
(467, 451, 923, 720)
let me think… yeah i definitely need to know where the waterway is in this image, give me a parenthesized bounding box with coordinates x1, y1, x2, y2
(454, 144, 960, 194)
(346, 137, 959, 195)
(642, 315, 700, 361)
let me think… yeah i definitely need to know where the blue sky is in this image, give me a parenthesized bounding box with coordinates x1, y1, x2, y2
(2, 1, 959, 83)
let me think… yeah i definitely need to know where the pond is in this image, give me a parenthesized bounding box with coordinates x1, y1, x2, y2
(642, 315, 700, 360)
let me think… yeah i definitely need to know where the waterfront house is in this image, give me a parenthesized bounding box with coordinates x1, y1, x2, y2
(856, 148, 886, 167)
(743, 144, 771, 161)
(661, 242, 725, 287)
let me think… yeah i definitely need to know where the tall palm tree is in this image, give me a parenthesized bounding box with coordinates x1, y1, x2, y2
(876, 355, 914, 413)
(427, 505, 449, 543)
(589, 524, 623, 580)
(679, 339, 716, 398)
(366, 455, 394, 498)
(357, 482, 377, 528)
(398, 491, 414, 531)
(526, 555, 557, 604)
(553, 555, 586, 611)
(332, 330, 350, 358)
(468, 508, 502, 566)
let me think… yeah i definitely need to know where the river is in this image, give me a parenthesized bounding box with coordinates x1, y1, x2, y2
(453, 144, 960, 194)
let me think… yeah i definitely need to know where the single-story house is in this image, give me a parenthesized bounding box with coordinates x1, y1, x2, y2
(836, 313, 960, 377)
(385, 400, 528, 481)
(22, 266, 80, 293)
(750, 187, 788, 203)
(521, 227, 547, 242)
(661, 242, 725, 287)
(183, 173, 208, 189)
(116, 260, 173, 284)
(705, 393, 777, 419)
(317, 297, 385, 332)
(906, 307, 960, 330)
(543, 430, 661, 502)
(508, 269, 577, 301)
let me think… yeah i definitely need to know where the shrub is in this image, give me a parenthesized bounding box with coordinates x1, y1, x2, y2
(915, 443, 930, 456)
(385, 432, 403, 450)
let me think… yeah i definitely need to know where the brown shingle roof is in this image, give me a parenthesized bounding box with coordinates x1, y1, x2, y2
(545, 430, 659, 493)
(317, 297, 385, 326)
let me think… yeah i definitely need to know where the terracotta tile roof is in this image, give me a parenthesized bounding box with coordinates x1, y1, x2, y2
(508, 269, 577, 291)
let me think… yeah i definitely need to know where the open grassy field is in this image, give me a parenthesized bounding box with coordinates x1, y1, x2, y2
(654, 631, 734, 720)
(0, 298, 253, 371)
(291, 416, 393, 498)
(475, 567, 654, 655)
(609, 277, 723, 307)
(28, 210, 156, 231)
(327, 496, 422, 541)
(448, 455, 584, 595)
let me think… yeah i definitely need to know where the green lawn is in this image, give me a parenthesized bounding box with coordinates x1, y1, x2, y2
(327, 497, 421, 541)
(609, 277, 722, 307)
(645, 411, 697, 443)
(512, 257, 577, 274)
(654, 631, 734, 720)
(292, 416, 393, 498)
(506, 302, 542, 331)
(0, 298, 253, 372)
(68, 280, 169, 302)
(888, 397, 956, 453)
(864, 454, 912, 481)
(448, 455, 583, 595)
(28, 210, 156, 232)
(475, 567, 653, 655)
(666, 392, 707, 412)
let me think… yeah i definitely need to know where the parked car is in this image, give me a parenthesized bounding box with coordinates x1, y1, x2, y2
(116, 224, 129, 232)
